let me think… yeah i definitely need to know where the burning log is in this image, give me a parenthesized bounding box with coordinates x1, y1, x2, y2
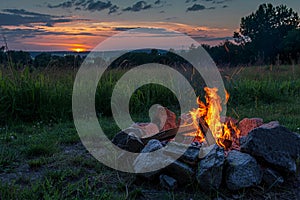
(198, 117, 216, 146)
(141, 127, 179, 144)
(142, 124, 198, 144)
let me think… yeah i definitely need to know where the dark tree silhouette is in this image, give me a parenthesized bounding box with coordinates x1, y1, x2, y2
(280, 29, 300, 64)
(234, 3, 299, 64)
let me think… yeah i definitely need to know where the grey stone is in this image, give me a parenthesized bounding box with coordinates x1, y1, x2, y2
(160, 174, 177, 190)
(262, 168, 284, 187)
(163, 142, 200, 165)
(225, 150, 262, 190)
(181, 146, 200, 165)
(196, 144, 225, 190)
(164, 160, 195, 185)
(116, 139, 161, 172)
(239, 136, 247, 146)
(134, 140, 171, 180)
(240, 121, 300, 173)
(112, 131, 144, 153)
(141, 139, 163, 153)
(134, 152, 172, 180)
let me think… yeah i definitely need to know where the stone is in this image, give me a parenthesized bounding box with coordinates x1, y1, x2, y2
(134, 139, 175, 180)
(196, 144, 225, 190)
(181, 146, 200, 165)
(225, 150, 262, 190)
(240, 121, 300, 173)
(160, 174, 177, 190)
(141, 139, 163, 153)
(163, 142, 200, 165)
(238, 118, 263, 137)
(239, 136, 247, 146)
(198, 144, 216, 159)
(112, 131, 144, 153)
(262, 168, 284, 187)
(164, 160, 195, 185)
(134, 155, 167, 180)
(150, 105, 177, 131)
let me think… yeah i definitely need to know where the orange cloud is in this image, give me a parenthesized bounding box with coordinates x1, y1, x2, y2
(10, 20, 233, 50)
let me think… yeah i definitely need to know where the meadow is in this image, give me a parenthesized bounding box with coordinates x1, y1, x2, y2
(0, 64, 299, 199)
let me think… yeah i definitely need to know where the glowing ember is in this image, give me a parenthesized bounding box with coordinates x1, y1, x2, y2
(189, 87, 240, 149)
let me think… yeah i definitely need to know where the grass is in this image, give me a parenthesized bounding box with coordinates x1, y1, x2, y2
(0, 64, 299, 199)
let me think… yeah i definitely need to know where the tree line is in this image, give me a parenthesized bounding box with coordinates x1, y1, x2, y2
(0, 3, 299, 69)
(0, 49, 84, 70)
(203, 3, 300, 67)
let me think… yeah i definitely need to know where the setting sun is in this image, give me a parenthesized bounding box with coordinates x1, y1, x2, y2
(69, 44, 89, 52)
(72, 48, 85, 53)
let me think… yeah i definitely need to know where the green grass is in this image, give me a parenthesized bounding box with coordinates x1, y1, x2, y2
(0, 65, 299, 199)
(1, 65, 299, 128)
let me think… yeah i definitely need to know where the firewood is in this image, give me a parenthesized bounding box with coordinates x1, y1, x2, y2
(198, 117, 216, 146)
(141, 124, 197, 144)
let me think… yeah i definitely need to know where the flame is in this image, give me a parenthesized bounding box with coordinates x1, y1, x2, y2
(189, 87, 240, 149)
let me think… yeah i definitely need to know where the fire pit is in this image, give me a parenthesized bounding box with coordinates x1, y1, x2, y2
(112, 87, 300, 191)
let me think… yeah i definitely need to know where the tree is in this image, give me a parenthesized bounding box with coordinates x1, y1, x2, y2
(34, 53, 52, 68)
(234, 3, 299, 64)
(7, 50, 32, 69)
(0, 46, 5, 64)
(280, 29, 300, 63)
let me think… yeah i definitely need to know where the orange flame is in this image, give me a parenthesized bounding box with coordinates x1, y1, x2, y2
(189, 87, 240, 149)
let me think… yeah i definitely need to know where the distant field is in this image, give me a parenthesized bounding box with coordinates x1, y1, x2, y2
(0, 65, 299, 199)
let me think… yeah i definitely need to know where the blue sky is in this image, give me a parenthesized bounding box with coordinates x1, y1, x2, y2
(0, 0, 299, 51)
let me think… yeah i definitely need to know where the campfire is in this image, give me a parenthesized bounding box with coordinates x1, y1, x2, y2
(112, 87, 300, 191)
(183, 87, 240, 150)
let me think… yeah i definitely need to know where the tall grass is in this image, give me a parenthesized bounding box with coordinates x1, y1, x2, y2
(223, 65, 300, 105)
(0, 67, 74, 123)
(0, 65, 299, 126)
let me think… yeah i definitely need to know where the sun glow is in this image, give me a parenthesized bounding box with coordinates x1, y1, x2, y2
(72, 48, 85, 52)
(69, 44, 88, 52)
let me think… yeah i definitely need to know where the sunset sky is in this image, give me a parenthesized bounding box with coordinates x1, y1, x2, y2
(1, 0, 300, 51)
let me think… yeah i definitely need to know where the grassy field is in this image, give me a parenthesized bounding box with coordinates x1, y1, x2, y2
(0, 65, 299, 199)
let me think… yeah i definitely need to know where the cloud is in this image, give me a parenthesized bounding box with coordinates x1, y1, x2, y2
(123, 1, 152, 12)
(48, 1, 74, 8)
(1, 27, 97, 38)
(165, 17, 177, 21)
(108, 5, 119, 14)
(154, 0, 167, 5)
(86, 1, 112, 11)
(47, 0, 167, 15)
(213, 0, 230, 4)
(2, 9, 56, 17)
(0, 9, 89, 27)
(48, 0, 117, 14)
(113, 27, 141, 31)
(154, 0, 162, 4)
(192, 36, 232, 41)
(0, 10, 67, 26)
(185, 0, 198, 3)
(186, 4, 206, 12)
